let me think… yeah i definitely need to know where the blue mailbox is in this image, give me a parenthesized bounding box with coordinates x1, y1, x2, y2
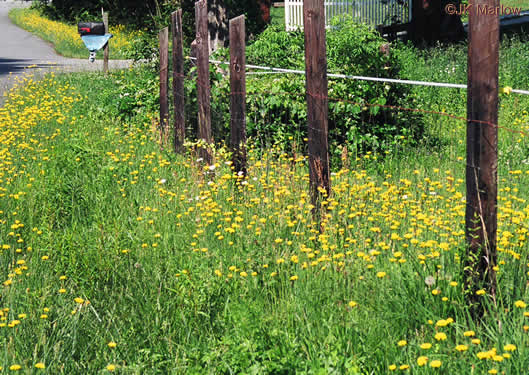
(78, 22, 113, 63)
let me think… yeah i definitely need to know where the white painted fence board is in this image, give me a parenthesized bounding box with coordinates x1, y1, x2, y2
(285, 0, 411, 31)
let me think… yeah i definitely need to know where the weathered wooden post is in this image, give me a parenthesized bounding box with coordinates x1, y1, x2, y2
(229, 15, 247, 176)
(172, 10, 185, 153)
(159, 27, 170, 134)
(195, 0, 213, 164)
(303, 0, 330, 215)
(102, 11, 109, 74)
(464, 0, 499, 315)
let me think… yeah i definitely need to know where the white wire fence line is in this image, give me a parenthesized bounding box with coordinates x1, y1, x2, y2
(186, 56, 529, 96)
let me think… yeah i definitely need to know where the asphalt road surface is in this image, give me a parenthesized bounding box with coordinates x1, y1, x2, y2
(0, 0, 132, 103)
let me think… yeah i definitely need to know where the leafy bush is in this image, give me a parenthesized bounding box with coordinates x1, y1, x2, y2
(324, 18, 423, 156)
(114, 68, 160, 121)
(197, 20, 424, 163)
(246, 26, 305, 69)
(123, 31, 160, 63)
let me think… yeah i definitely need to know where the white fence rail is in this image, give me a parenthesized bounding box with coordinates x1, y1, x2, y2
(285, 0, 411, 31)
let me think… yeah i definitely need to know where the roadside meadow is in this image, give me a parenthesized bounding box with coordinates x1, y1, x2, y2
(1, 4, 529, 374)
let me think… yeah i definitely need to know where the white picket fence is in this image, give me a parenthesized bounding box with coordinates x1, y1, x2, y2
(285, 0, 411, 31)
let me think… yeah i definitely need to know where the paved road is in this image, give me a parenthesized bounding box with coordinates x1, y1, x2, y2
(0, 0, 132, 103)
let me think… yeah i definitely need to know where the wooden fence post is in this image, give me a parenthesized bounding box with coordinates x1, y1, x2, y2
(172, 9, 185, 153)
(465, 0, 499, 315)
(303, 0, 330, 215)
(229, 15, 247, 176)
(102, 11, 109, 75)
(159, 27, 170, 134)
(195, 0, 213, 164)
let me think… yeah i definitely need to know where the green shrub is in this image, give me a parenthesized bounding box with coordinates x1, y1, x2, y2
(246, 26, 306, 69)
(196, 20, 424, 164)
(114, 69, 160, 122)
(324, 18, 424, 158)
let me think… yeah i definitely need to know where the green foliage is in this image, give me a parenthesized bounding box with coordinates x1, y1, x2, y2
(123, 31, 160, 63)
(71, 66, 159, 123)
(113, 69, 160, 122)
(246, 26, 305, 69)
(199, 21, 424, 164)
(324, 19, 423, 158)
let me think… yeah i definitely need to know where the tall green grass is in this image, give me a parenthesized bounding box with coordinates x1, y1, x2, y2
(0, 38, 528, 374)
